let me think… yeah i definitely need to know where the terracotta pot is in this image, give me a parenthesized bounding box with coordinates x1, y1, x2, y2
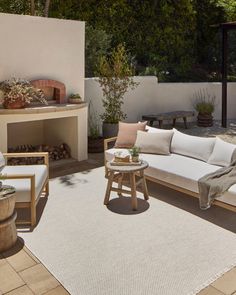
(68, 98, 82, 104)
(197, 113, 213, 127)
(0, 191, 16, 222)
(3, 99, 28, 109)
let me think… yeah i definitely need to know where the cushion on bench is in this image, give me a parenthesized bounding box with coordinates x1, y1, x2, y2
(1, 165, 48, 202)
(171, 129, 215, 162)
(208, 137, 236, 167)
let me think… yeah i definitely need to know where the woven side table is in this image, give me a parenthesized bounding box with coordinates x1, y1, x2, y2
(104, 161, 149, 210)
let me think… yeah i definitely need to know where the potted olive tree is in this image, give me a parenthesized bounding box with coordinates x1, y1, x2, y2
(193, 89, 216, 127)
(96, 44, 139, 138)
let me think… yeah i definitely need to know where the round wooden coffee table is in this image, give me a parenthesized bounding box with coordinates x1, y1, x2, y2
(104, 160, 149, 210)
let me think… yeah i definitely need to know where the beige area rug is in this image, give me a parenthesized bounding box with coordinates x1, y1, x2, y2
(20, 167, 236, 295)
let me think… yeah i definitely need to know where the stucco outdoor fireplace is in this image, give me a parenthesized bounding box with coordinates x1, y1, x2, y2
(0, 104, 88, 162)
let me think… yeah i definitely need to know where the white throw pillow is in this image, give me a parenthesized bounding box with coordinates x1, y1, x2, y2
(134, 130, 174, 155)
(208, 137, 236, 167)
(171, 129, 216, 162)
(0, 152, 5, 171)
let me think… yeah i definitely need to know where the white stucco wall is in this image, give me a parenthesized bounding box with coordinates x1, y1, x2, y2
(0, 13, 85, 98)
(85, 77, 236, 125)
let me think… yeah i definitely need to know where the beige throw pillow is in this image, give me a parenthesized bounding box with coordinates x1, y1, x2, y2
(208, 137, 236, 167)
(115, 121, 147, 148)
(134, 130, 174, 155)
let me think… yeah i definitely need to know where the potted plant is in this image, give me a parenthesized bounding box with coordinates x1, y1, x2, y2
(0, 78, 47, 109)
(96, 44, 139, 138)
(68, 93, 82, 104)
(88, 101, 104, 153)
(129, 146, 140, 162)
(193, 89, 216, 127)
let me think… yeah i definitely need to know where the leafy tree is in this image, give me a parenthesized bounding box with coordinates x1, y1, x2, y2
(85, 25, 111, 77)
(1, 0, 236, 81)
(96, 44, 138, 123)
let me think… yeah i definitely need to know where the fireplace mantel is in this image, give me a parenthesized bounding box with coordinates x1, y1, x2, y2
(0, 104, 88, 161)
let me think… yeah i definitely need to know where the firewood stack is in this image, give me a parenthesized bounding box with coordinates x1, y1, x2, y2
(7, 143, 71, 165)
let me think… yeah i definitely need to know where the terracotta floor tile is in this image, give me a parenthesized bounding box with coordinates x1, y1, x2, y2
(19, 264, 59, 295)
(43, 286, 70, 295)
(212, 267, 236, 295)
(0, 260, 25, 294)
(4, 285, 34, 295)
(5, 249, 36, 272)
(23, 247, 41, 264)
(198, 286, 225, 295)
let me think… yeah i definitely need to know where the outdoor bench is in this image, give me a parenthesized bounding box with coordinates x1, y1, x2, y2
(104, 126, 236, 213)
(142, 110, 194, 129)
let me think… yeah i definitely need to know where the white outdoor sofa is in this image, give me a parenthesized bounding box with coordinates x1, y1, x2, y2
(104, 127, 236, 212)
(1, 152, 49, 227)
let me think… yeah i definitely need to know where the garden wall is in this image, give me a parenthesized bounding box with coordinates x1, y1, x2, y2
(0, 13, 85, 98)
(85, 77, 236, 126)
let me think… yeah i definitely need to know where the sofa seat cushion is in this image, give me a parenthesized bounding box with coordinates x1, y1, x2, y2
(106, 148, 236, 206)
(106, 148, 220, 191)
(1, 165, 48, 202)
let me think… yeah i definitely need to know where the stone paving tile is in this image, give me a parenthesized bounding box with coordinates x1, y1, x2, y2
(43, 286, 71, 295)
(198, 286, 225, 295)
(212, 267, 236, 295)
(19, 264, 60, 295)
(4, 285, 34, 295)
(4, 249, 36, 272)
(23, 246, 41, 264)
(0, 260, 25, 294)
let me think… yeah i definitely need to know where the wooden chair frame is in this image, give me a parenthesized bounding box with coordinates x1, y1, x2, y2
(2, 152, 49, 227)
(104, 137, 236, 213)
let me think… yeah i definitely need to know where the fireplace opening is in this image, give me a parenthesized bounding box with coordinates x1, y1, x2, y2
(30, 79, 66, 104)
(7, 116, 79, 163)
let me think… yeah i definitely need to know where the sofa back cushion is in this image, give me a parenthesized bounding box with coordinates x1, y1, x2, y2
(208, 137, 236, 167)
(171, 129, 215, 162)
(135, 130, 174, 155)
(146, 125, 174, 133)
(115, 121, 147, 148)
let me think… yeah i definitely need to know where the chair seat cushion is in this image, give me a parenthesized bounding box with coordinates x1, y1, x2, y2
(105, 149, 236, 206)
(1, 165, 48, 202)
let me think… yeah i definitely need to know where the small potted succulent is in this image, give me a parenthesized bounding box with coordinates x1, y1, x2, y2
(0, 78, 47, 109)
(193, 89, 216, 127)
(129, 146, 140, 162)
(68, 93, 82, 104)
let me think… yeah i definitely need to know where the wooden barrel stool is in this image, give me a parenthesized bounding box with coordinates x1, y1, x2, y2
(0, 186, 17, 253)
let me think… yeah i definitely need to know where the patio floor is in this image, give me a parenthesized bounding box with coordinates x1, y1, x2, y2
(0, 120, 236, 295)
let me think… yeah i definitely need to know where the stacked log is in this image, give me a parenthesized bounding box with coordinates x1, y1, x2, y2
(7, 143, 71, 165)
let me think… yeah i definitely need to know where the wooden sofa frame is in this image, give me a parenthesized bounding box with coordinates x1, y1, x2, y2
(3, 152, 49, 227)
(104, 137, 236, 213)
